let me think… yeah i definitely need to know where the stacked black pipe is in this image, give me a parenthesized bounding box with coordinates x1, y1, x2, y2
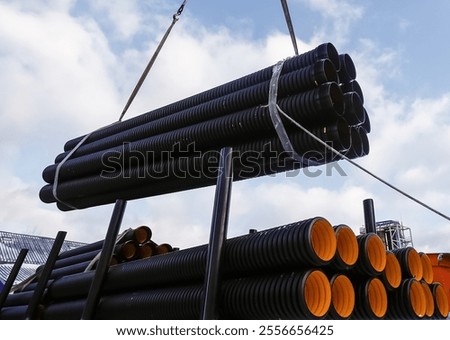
(1, 217, 338, 319)
(2, 218, 449, 319)
(39, 42, 371, 211)
(2, 226, 173, 308)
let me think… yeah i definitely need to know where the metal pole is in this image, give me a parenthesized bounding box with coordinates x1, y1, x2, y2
(25, 231, 67, 319)
(0, 249, 28, 310)
(363, 198, 377, 234)
(81, 199, 127, 319)
(201, 147, 233, 319)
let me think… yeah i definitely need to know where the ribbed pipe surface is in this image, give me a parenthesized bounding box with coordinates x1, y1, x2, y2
(419, 252, 434, 284)
(41, 270, 331, 320)
(380, 251, 402, 291)
(337, 53, 356, 83)
(352, 277, 387, 319)
(45, 217, 335, 301)
(222, 270, 331, 319)
(328, 224, 358, 271)
(393, 247, 423, 281)
(387, 278, 427, 319)
(352, 234, 386, 277)
(63, 43, 341, 152)
(54, 60, 338, 165)
(328, 274, 355, 319)
(430, 282, 449, 319)
(420, 280, 435, 318)
(41, 122, 351, 209)
(43, 81, 345, 185)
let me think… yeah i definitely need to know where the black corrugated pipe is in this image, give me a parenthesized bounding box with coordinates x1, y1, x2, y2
(133, 225, 152, 244)
(345, 127, 364, 159)
(419, 252, 434, 284)
(45, 217, 336, 302)
(327, 224, 359, 271)
(42, 270, 331, 320)
(222, 270, 331, 320)
(56, 240, 104, 260)
(386, 278, 427, 319)
(50, 249, 99, 270)
(337, 53, 356, 84)
(430, 282, 449, 319)
(42, 81, 345, 185)
(342, 92, 364, 126)
(47, 260, 92, 280)
(340, 79, 364, 104)
(392, 247, 423, 281)
(41, 121, 351, 209)
(53, 60, 339, 165)
(351, 233, 386, 277)
(63, 42, 341, 152)
(379, 251, 402, 291)
(136, 241, 157, 259)
(360, 109, 371, 133)
(3, 288, 47, 308)
(358, 126, 370, 156)
(115, 240, 138, 261)
(0, 305, 29, 320)
(420, 280, 435, 318)
(352, 277, 388, 319)
(327, 274, 355, 319)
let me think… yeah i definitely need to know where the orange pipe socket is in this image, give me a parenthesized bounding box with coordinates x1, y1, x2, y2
(328, 274, 355, 319)
(380, 251, 402, 291)
(329, 225, 359, 271)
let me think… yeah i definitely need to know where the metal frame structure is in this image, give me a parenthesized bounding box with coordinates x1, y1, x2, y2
(375, 220, 414, 250)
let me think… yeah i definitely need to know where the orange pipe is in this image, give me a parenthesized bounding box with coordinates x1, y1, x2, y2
(419, 252, 433, 284)
(328, 274, 355, 319)
(330, 225, 359, 270)
(380, 251, 402, 291)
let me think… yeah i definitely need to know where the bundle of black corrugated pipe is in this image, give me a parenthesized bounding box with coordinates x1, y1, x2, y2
(2, 217, 447, 319)
(1, 226, 174, 314)
(39, 42, 371, 211)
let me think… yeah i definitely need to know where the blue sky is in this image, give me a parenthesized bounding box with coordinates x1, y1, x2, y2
(1, 0, 450, 254)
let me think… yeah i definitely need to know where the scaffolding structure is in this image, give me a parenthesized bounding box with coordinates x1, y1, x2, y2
(376, 220, 414, 250)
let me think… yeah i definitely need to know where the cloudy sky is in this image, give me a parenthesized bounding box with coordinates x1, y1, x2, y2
(1, 0, 450, 254)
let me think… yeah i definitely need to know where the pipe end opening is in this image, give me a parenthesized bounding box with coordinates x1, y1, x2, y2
(410, 279, 427, 318)
(384, 251, 402, 290)
(433, 283, 450, 318)
(368, 278, 388, 318)
(304, 270, 332, 318)
(331, 274, 355, 318)
(419, 252, 434, 284)
(420, 281, 435, 317)
(407, 248, 423, 280)
(366, 235, 387, 274)
(335, 225, 358, 267)
(311, 219, 337, 263)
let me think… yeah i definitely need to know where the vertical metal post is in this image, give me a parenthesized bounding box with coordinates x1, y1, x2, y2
(201, 147, 233, 320)
(25, 231, 67, 319)
(363, 198, 377, 234)
(0, 249, 28, 310)
(81, 199, 127, 319)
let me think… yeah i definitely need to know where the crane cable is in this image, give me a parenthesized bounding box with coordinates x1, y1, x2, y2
(277, 1, 450, 223)
(280, 0, 299, 55)
(118, 0, 188, 122)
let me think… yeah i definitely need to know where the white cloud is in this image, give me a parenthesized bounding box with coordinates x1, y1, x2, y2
(298, 0, 364, 45)
(0, 0, 449, 256)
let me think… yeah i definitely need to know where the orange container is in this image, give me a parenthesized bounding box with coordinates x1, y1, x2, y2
(426, 253, 450, 308)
